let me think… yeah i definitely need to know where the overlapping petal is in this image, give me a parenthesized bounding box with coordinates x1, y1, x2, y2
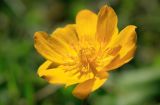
(96, 5, 118, 45)
(91, 75, 108, 91)
(34, 32, 65, 64)
(37, 60, 95, 87)
(105, 46, 136, 71)
(38, 60, 78, 85)
(51, 25, 79, 54)
(34, 25, 79, 64)
(38, 60, 68, 84)
(101, 25, 137, 71)
(72, 76, 108, 100)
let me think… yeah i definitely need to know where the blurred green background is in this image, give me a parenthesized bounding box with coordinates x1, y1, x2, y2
(0, 0, 160, 105)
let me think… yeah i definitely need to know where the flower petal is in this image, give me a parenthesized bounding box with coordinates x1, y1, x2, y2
(72, 76, 108, 100)
(38, 65, 81, 85)
(92, 77, 107, 92)
(96, 5, 118, 44)
(108, 25, 137, 51)
(96, 71, 109, 79)
(118, 25, 137, 57)
(51, 25, 79, 57)
(37, 61, 93, 86)
(38, 60, 52, 77)
(34, 32, 65, 64)
(72, 79, 95, 100)
(34, 29, 77, 64)
(37, 61, 68, 84)
(102, 25, 137, 71)
(106, 46, 136, 71)
(76, 10, 97, 41)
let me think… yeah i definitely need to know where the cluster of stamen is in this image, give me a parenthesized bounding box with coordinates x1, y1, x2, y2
(62, 45, 98, 79)
(77, 47, 98, 78)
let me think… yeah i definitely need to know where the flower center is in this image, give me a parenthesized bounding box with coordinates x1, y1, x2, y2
(79, 48, 94, 64)
(61, 46, 98, 80)
(79, 47, 97, 73)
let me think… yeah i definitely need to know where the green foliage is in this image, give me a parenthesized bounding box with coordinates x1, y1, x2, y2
(0, 0, 160, 105)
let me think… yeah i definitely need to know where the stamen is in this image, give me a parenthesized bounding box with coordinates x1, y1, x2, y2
(62, 42, 99, 80)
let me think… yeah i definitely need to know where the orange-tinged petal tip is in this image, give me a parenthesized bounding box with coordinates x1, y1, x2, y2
(72, 79, 95, 100)
(96, 4, 118, 43)
(34, 31, 48, 40)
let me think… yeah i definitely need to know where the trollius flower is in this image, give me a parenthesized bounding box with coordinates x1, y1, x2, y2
(34, 5, 137, 99)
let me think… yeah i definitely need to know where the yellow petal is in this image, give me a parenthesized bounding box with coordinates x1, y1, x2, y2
(102, 25, 137, 71)
(37, 60, 52, 77)
(34, 32, 64, 64)
(65, 71, 94, 87)
(72, 76, 107, 100)
(72, 79, 95, 100)
(92, 77, 107, 92)
(76, 10, 97, 41)
(51, 25, 78, 41)
(34, 31, 75, 64)
(38, 65, 81, 85)
(108, 25, 137, 57)
(96, 5, 118, 44)
(96, 71, 109, 79)
(51, 25, 79, 56)
(106, 46, 136, 71)
(37, 61, 68, 84)
(37, 60, 59, 76)
(118, 25, 137, 57)
(38, 61, 92, 86)
(109, 25, 137, 50)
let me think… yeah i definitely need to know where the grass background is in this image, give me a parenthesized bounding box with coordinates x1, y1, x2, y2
(0, 0, 160, 105)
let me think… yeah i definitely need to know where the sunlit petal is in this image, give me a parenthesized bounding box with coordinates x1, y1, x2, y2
(72, 79, 95, 99)
(96, 5, 118, 44)
(76, 10, 97, 41)
(102, 25, 137, 71)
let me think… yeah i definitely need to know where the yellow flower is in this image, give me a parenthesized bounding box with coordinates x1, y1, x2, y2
(34, 5, 137, 99)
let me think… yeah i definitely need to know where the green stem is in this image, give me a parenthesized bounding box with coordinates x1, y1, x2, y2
(82, 98, 90, 105)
